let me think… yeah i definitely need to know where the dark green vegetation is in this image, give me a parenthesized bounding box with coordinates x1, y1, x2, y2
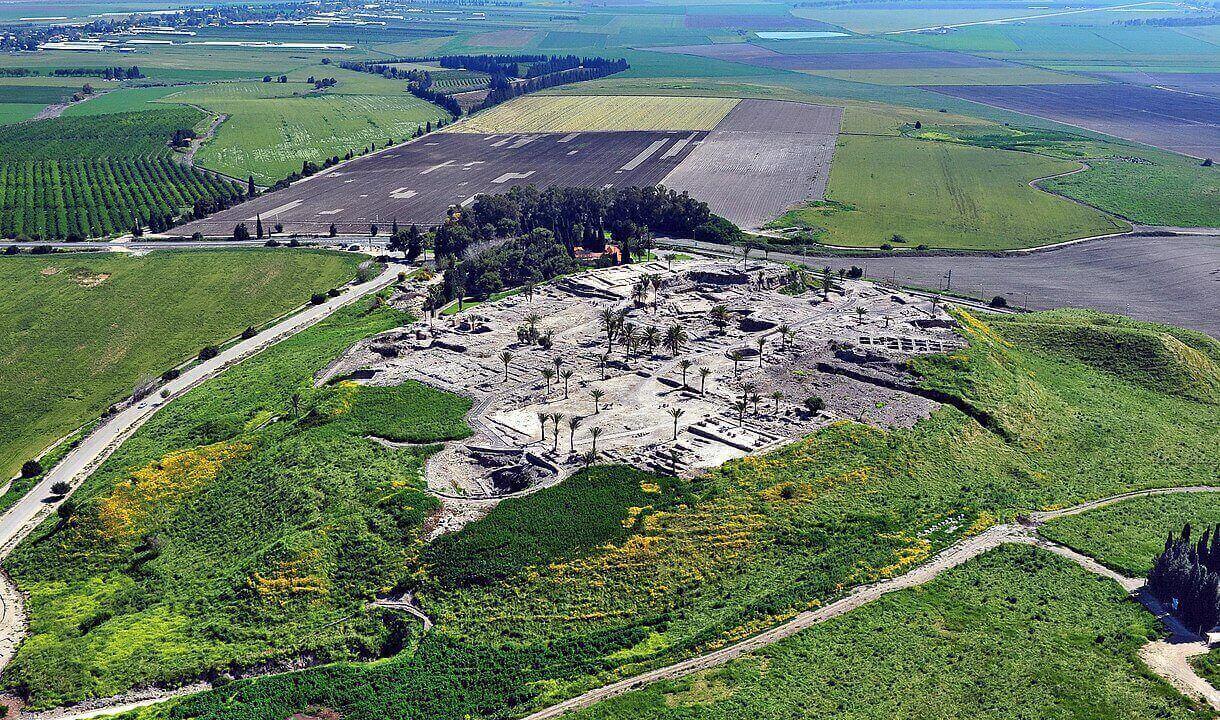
(0, 108, 241, 239)
(39, 306, 1218, 718)
(551, 546, 1205, 720)
(1043, 494, 1220, 577)
(1148, 522, 1220, 634)
(0, 249, 362, 493)
(4, 298, 472, 708)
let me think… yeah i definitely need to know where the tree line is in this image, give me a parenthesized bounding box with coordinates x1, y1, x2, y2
(1150, 522, 1220, 633)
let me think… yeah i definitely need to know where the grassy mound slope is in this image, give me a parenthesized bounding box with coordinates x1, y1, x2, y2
(0, 249, 362, 483)
(3, 301, 471, 708)
(1043, 493, 1220, 577)
(553, 545, 1202, 720)
(62, 306, 1217, 720)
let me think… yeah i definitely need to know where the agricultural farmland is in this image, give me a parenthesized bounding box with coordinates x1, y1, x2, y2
(661, 99, 841, 229)
(0, 249, 362, 486)
(453, 94, 740, 133)
(176, 128, 704, 235)
(925, 83, 1220, 160)
(0, 108, 241, 239)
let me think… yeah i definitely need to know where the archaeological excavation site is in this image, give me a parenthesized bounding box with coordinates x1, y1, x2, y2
(321, 254, 965, 529)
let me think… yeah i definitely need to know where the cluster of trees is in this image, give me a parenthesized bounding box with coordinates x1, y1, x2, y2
(1149, 522, 1220, 633)
(307, 76, 337, 90)
(262, 75, 290, 83)
(52, 66, 143, 80)
(430, 185, 718, 263)
(432, 228, 577, 308)
(170, 127, 197, 148)
(468, 63, 627, 113)
(405, 83, 463, 118)
(341, 53, 628, 118)
(1116, 14, 1219, 26)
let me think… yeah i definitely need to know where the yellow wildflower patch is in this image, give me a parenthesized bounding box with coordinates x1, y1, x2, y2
(98, 441, 250, 540)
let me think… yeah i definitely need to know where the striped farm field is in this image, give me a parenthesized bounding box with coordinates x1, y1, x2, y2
(454, 94, 740, 133)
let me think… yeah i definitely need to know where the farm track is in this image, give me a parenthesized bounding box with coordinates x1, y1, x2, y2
(0, 262, 407, 703)
(521, 486, 1220, 719)
(15, 486, 1220, 720)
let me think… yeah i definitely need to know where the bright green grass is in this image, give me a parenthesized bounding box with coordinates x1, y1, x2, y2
(59, 86, 193, 117)
(12, 304, 1220, 715)
(772, 134, 1128, 250)
(906, 122, 1220, 227)
(165, 86, 448, 184)
(0, 249, 362, 483)
(3, 299, 471, 708)
(1042, 493, 1220, 577)
(554, 545, 1200, 720)
(0, 84, 74, 104)
(0, 102, 42, 124)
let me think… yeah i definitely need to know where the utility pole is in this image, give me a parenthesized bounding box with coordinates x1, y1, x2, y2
(946, 269, 952, 291)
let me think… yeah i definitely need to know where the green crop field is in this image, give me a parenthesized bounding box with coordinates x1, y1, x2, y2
(0, 108, 241, 239)
(1042, 493, 1220, 577)
(552, 545, 1198, 720)
(0, 103, 42, 125)
(771, 134, 1128, 250)
(11, 305, 1218, 714)
(165, 83, 449, 185)
(0, 249, 362, 485)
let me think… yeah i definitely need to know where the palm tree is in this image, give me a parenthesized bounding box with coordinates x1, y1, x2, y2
(699, 366, 711, 395)
(581, 450, 596, 469)
(750, 393, 761, 416)
(710, 304, 730, 335)
(741, 382, 756, 404)
(591, 389, 605, 413)
(541, 367, 555, 393)
(756, 337, 766, 366)
(821, 266, 833, 300)
(561, 368, 574, 398)
(785, 328, 797, 349)
(600, 307, 618, 351)
(855, 307, 867, 326)
(732, 399, 747, 426)
(499, 351, 513, 381)
(728, 350, 743, 376)
(678, 359, 693, 388)
(553, 356, 564, 375)
(289, 392, 302, 417)
(665, 323, 687, 356)
(777, 324, 792, 350)
(667, 407, 685, 440)
(525, 313, 542, 338)
(538, 412, 548, 443)
(568, 415, 582, 454)
(599, 353, 610, 380)
(551, 413, 564, 452)
(524, 282, 535, 304)
(643, 326, 660, 356)
(589, 426, 602, 456)
(771, 390, 783, 414)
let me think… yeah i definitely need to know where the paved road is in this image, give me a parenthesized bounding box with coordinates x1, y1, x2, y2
(664, 233, 1220, 338)
(0, 262, 404, 558)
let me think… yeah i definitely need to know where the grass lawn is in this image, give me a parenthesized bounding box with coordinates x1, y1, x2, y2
(553, 545, 1200, 720)
(1041, 493, 1220, 577)
(0, 249, 362, 483)
(771, 134, 1128, 250)
(0, 102, 43, 125)
(165, 82, 449, 185)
